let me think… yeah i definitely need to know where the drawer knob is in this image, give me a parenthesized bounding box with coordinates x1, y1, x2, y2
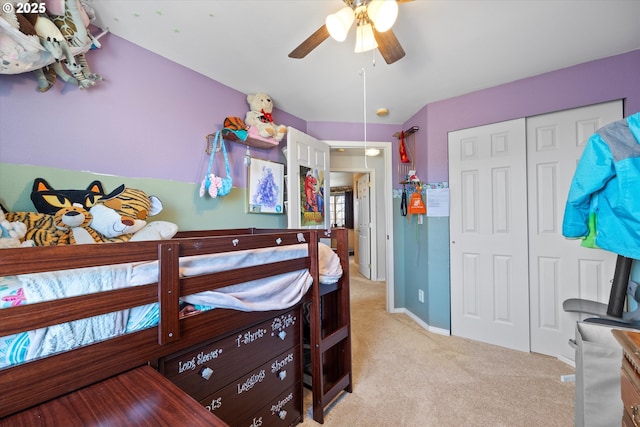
(278, 370, 287, 380)
(201, 367, 214, 380)
(279, 410, 287, 420)
(278, 331, 287, 340)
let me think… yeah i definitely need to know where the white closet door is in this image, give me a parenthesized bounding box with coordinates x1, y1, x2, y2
(449, 118, 530, 352)
(450, 101, 622, 358)
(527, 100, 621, 360)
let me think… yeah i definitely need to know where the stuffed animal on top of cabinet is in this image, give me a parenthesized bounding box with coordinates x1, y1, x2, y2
(244, 92, 287, 142)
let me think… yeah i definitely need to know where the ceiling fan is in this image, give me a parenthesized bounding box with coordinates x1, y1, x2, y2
(288, 0, 412, 65)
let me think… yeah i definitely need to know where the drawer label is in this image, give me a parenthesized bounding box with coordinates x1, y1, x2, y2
(236, 327, 267, 347)
(271, 352, 295, 374)
(270, 313, 296, 336)
(177, 348, 223, 373)
(271, 391, 294, 416)
(204, 396, 222, 412)
(237, 369, 266, 394)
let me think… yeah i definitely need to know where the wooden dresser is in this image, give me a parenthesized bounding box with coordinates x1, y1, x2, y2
(0, 365, 228, 427)
(613, 330, 640, 426)
(159, 305, 303, 427)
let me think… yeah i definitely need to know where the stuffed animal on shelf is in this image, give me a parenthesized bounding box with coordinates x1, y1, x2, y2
(44, 0, 103, 88)
(244, 92, 287, 142)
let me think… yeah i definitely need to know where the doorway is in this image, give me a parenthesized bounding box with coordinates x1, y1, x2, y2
(328, 140, 395, 312)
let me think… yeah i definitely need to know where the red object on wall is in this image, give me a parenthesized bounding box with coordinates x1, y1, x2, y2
(399, 131, 411, 163)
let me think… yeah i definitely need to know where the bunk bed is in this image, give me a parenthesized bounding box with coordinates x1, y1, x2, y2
(0, 228, 352, 425)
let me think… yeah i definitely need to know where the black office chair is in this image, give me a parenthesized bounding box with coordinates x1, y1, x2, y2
(564, 255, 640, 328)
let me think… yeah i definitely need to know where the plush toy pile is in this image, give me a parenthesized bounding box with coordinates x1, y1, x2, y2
(0, 0, 103, 92)
(1, 178, 178, 248)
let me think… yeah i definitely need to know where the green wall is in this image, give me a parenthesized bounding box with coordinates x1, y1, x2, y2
(0, 164, 286, 231)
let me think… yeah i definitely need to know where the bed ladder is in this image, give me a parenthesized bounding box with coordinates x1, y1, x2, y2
(309, 228, 353, 424)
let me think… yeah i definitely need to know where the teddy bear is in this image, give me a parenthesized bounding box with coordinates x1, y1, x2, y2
(244, 93, 287, 142)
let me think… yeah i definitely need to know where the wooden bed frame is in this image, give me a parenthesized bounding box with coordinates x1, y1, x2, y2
(0, 227, 352, 424)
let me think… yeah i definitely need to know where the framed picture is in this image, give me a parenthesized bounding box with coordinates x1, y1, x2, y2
(247, 158, 285, 214)
(299, 165, 326, 226)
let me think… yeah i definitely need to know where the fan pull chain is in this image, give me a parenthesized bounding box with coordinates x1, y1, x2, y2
(360, 67, 368, 169)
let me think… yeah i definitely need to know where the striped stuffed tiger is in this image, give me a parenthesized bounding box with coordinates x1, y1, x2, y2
(88, 185, 163, 243)
(5, 204, 100, 246)
(5, 211, 63, 246)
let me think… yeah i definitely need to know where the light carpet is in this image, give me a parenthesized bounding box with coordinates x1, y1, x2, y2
(300, 259, 575, 426)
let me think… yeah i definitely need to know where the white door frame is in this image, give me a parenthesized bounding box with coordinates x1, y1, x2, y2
(327, 140, 395, 312)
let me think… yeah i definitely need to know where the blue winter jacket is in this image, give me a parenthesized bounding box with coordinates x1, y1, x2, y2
(563, 112, 640, 259)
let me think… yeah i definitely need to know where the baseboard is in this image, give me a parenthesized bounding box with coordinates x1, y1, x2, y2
(394, 308, 451, 336)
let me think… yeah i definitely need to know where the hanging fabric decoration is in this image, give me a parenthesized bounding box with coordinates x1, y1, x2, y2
(407, 185, 426, 223)
(200, 131, 232, 198)
(399, 130, 411, 163)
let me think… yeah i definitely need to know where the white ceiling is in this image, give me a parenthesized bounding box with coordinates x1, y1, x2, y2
(87, 0, 640, 125)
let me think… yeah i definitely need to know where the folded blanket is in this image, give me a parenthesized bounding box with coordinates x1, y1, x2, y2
(318, 242, 343, 284)
(20, 265, 132, 360)
(182, 270, 313, 312)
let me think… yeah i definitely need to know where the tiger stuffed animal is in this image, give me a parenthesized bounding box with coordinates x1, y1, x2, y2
(5, 203, 98, 246)
(88, 185, 163, 243)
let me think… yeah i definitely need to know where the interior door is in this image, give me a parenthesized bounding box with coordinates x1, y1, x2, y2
(449, 118, 530, 352)
(357, 173, 371, 279)
(527, 101, 621, 360)
(286, 127, 330, 229)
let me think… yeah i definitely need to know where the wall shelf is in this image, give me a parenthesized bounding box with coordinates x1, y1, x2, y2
(221, 128, 280, 149)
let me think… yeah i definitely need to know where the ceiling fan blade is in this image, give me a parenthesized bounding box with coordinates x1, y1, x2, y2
(288, 25, 330, 59)
(374, 28, 406, 64)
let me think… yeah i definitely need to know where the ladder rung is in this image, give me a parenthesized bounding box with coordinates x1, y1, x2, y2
(319, 325, 349, 352)
(321, 373, 352, 407)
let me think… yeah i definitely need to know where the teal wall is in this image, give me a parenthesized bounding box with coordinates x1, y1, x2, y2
(0, 163, 286, 231)
(393, 212, 449, 330)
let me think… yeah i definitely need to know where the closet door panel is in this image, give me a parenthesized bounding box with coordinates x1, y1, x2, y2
(449, 118, 529, 352)
(527, 100, 621, 360)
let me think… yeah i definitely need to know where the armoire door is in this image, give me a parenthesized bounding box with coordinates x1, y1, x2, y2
(450, 101, 622, 358)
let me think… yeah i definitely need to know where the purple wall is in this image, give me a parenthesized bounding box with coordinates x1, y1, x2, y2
(2, 32, 637, 192)
(306, 121, 398, 143)
(403, 50, 640, 183)
(0, 33, 305, 188)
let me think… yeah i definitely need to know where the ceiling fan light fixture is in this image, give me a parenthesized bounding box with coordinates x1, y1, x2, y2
(326, 7, 355, 42)
(367, 0, 398, 33)
(354, 23, 378, 53)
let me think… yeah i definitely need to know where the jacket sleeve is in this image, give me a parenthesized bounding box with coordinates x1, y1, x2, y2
(562, 133, 615, 238)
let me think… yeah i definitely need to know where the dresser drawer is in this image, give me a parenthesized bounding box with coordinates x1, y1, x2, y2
(201, 347, 301, 426)
(240, 384, 302, 427)
(621, 357, 640, 425)
(163, 309, 300, 400)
